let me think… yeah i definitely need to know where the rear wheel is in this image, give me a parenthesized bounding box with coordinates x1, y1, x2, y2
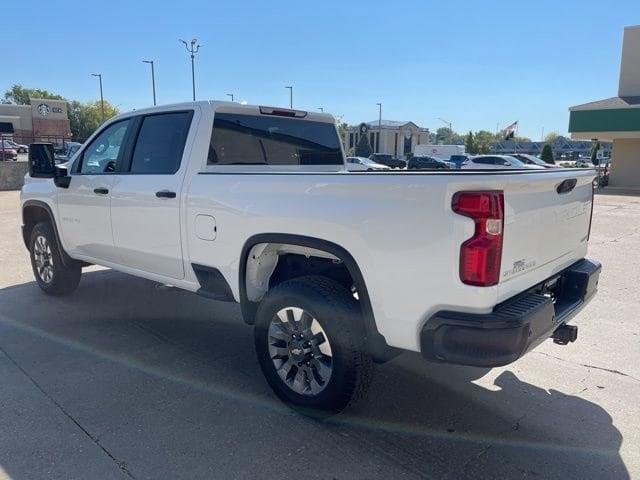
(29, 222, 81, 296)
(254, 276, 373, 416)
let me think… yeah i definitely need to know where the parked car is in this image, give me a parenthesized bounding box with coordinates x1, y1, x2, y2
(345, 156, 391, 171)
(462, 155, 543, 170)
(0, 142, 18, 161)
(2, 139, 28, 153)
(575, 159, 595, 168)
(511, 153, 558, 169)
(21, 101, 600, 416)
(556, 160, 577, 168)
(54, 142, 83, 164)
(369, 153, 406, 169)
(407, 156, 450, 170)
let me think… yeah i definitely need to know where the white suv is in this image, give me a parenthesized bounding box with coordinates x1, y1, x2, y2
(462, 155, 544, 169)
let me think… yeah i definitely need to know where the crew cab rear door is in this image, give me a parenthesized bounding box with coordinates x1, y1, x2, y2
(109, 108, 197, 280)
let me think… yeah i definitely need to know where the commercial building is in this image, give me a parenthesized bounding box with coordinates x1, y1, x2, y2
(569, 25, 640, 189)
(345, 120, 430, 158)
(0, 98, 71, 144)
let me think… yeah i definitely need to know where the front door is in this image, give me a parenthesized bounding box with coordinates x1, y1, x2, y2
(110, 110, 195, 280)
(58, 119, 132, 262)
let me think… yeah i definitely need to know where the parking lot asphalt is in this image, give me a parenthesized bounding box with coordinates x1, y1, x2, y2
(0, 189, 639, 480)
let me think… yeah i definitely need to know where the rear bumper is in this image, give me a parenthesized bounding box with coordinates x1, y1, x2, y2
(420, 258, 601, 367)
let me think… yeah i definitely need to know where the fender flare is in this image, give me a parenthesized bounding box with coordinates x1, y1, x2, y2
(239, 233, 396, 361)
(22, 200, 78, 269)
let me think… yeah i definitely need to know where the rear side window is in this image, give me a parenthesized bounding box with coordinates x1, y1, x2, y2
(130, 111, 193, 174)
(208, 113, 342, 166)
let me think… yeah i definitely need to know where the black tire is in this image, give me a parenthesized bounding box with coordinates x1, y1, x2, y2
(254, 275, 373, 417)
(29, 222, 81, 296)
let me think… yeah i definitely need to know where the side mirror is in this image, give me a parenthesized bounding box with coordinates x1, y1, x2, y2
(28, 143, 56, 178)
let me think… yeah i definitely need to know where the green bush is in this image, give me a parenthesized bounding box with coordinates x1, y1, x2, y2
(540, 144, 554, 164)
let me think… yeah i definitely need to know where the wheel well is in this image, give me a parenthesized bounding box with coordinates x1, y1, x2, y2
(22, 205, 53, 248)
(244, 243, 355, 304)
(240, 236, 399, 362)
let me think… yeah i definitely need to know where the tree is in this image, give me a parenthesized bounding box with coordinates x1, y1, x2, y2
(67, 100, 120, 141)
(465, 131, 476, 154)
(355, 133, 372, 157)
(540, 144, 554, 164)
(590, 140, 601, 165)
(474, 130, 495, 154)
(544, 132, 560, 143)
(3, 84, 65, 104)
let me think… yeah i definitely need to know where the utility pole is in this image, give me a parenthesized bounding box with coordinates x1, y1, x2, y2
(376, 103, 382, 153)
(142, 60, 156, 106)
(91, 73, 105, 121)
(226, 93, 234, 102)
(285, 86, 293, 108)
(180, 38, 201, 101)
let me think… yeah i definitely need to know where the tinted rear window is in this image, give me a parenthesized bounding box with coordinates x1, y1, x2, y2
(131, 112, 193, 174)
(208, 113, 342, 166)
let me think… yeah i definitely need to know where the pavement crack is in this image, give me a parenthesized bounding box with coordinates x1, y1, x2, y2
(0, 344, 136, 479)
(534, 351, 640, 383)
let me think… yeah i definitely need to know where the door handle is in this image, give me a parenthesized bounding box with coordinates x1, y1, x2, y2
(155, 190, 176, 199)
(93, 187, 109, 195)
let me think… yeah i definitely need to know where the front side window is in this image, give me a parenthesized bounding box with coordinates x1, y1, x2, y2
(79, 120, 130, 174)
(130, 111, 193, 174)
(208, 113, 342, 166)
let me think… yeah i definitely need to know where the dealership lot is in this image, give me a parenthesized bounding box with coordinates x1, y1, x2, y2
(0, 190, 638, 479)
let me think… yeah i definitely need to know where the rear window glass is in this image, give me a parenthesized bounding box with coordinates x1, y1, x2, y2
(208, 113, 342, 166)
(130, 111, 193, 174)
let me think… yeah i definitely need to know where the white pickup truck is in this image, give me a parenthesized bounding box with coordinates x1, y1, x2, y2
(21, 101, 601, 415)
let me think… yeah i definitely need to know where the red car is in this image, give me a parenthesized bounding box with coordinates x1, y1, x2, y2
(0, 146, 17, 161)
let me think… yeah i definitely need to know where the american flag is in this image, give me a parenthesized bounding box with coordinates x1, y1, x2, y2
(503, 121, 518, 140)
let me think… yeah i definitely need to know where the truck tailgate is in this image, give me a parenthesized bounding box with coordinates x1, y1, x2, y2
(497, 169, 595, 301)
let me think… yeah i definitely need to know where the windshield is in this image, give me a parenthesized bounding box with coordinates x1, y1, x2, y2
(505, 156, 526, 166)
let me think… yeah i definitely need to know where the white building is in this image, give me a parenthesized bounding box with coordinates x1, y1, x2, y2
(345, 120, 430, 159)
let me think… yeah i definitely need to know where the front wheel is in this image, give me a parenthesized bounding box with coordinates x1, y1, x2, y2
(29, 222, 81, 296)
(254, 276, 373, 416)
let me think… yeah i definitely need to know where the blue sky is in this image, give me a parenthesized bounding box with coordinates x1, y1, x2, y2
(2, 0, 638, 139)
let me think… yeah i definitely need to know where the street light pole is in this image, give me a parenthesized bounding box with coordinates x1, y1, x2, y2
(285, 86, 293, 108)
(180, 38, 201, 101)
(376, 103, 382, 153)
(142, 60, 156, 106)
(438, 117, 452, 143)
(226, 93, 234, 102)
(318, 107, 323, 112)
(91, 73, 105, 121)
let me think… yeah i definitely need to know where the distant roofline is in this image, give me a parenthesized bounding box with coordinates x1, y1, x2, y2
(570, 96, 640, 111)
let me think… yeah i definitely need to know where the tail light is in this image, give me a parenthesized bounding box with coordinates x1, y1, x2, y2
(452, 191, 504, 286)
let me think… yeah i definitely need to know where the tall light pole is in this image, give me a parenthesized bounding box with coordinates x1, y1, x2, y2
(180, 38, 201, 101)
(226, 93, 234, 102)
(285, 86, 293, 108)
(142, 60, 156, 106)
(318, 107, 323, 112)
(91, 73, 105, 121)
(377, 103, 382, 153)
(438, 117, 452, 143)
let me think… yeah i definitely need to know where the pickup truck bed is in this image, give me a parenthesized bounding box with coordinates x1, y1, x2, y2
(20, 101, 600, 415)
